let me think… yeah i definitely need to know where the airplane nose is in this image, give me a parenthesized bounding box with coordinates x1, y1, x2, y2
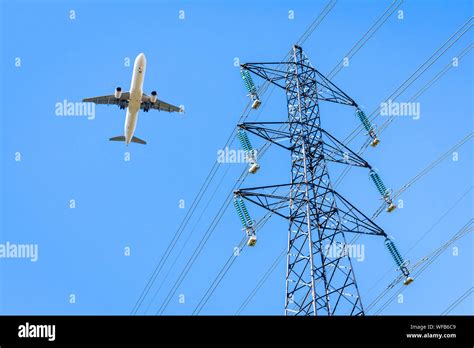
(135, 53, 146, 66)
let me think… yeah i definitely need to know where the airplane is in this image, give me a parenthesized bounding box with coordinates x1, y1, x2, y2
(83, 53, 182, 145)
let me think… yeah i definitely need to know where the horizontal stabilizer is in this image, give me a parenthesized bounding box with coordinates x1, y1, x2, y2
(108, 135, 146, 144)
(109, 136, 126, 142)
(131, 136, 147, 145)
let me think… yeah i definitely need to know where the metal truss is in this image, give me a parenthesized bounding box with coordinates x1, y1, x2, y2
(235, 45, 386, 316)
(241, 54, 358, 107)
(238, 121, 371, 168)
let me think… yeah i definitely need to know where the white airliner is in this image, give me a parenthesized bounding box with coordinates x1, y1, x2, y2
(83, 53, 182, 145)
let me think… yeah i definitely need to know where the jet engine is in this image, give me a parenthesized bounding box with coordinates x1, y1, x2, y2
(114, 87, 122, 99)
(150, 91, 158, 103)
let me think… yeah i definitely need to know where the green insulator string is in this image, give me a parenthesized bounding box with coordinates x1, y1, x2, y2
(241, 69, 257, 95)
(233, 198, 247, 227)
(239, 199, 253, 227)
(237, 130, 249, 152)
(385, 238, 405, 268)
(356, 109, 373, 132)
(237, 129, 253, 152)
(369, 170, 388, 196)
(234, 197, 253, 228)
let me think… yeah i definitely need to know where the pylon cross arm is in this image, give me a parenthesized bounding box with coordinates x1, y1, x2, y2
(235, 184, 386, 238)
(241, 62, 358, 107)
(238, 122, 371, 168)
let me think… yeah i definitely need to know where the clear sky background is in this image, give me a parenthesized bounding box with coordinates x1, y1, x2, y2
(0, 0, 472, 315)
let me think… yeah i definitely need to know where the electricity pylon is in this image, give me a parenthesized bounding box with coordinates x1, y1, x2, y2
(233, 45, 412, 316)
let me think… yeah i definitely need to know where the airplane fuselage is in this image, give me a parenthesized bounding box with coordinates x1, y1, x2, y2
(125, 53, 146, 144)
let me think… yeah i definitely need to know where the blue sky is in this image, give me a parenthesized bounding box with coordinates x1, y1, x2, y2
(0, 0, 472, 315)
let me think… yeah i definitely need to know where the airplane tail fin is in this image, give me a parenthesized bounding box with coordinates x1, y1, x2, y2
(108, 135, 147, 145)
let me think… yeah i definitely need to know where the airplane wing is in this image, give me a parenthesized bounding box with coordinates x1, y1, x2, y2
(82, 93, 130, 106)
(141, 94, 182, 113)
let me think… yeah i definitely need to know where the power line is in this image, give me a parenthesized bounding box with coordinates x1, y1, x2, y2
(190, 2, 465, 315)
(191, 235, 248, 315)
(155, 112, 292, 314)
(440, 287, 473, 315)
(130, 126, 236, 314)
(229, 16, 474, 317)
(232, 38, 474, 313)
(378, 42, 474, 134)
(131, 0, 340, 314)
(193, 185, 290, 315)
(235, 137, 472, 314)
(253, 16, 473, 195)
(333, 40, 473, 188)
(371, 219, 473, 315)
(189, 0, 406, 315)
(343, 16, 473, 145)
(191, 175, 311, 315)
(142, 162, 233, 313)
(364, 187, 473, 312)
(156, 138, 295, 314)
(151, 4, 470, 318)
(325, 0, 403, 79)
(235, 248, 287, 315)
(145, 0, 340, 315)
(143, 60, 289, 314)
(370, 132, 473, 219)
(154, 168, 245, 314)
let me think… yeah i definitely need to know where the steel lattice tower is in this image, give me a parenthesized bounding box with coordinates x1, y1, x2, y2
(233, 45, 412, 316)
